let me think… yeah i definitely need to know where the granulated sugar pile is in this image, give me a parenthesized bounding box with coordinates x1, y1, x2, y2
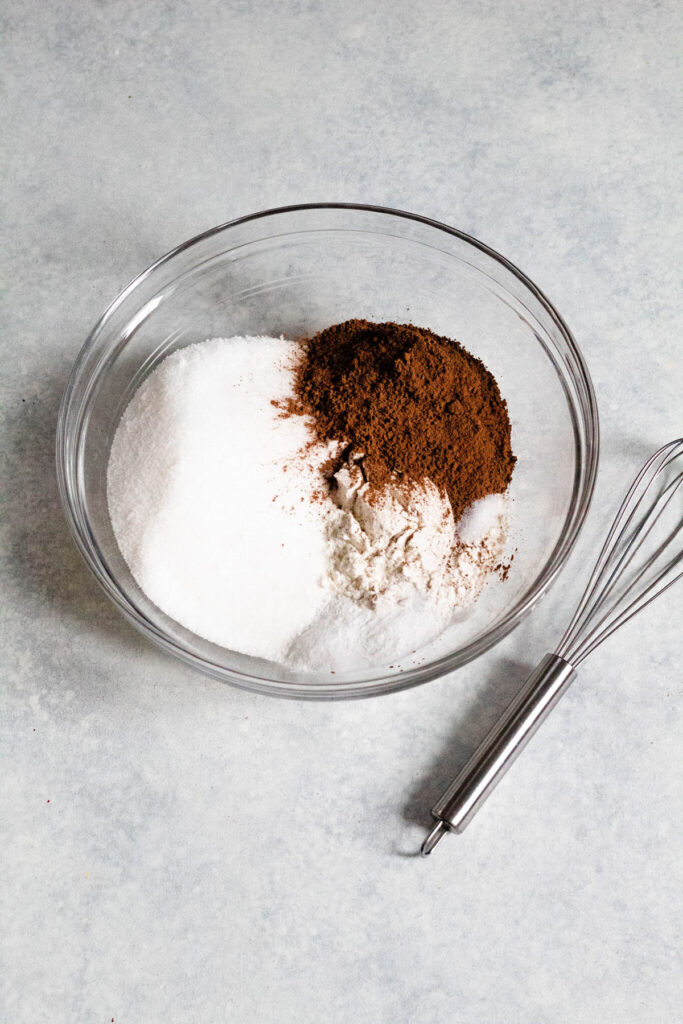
(108, 336, 333, 662)
(107, 323, 515, 672)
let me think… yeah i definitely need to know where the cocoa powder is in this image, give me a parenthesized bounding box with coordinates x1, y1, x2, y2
(288, 319, 515, 523)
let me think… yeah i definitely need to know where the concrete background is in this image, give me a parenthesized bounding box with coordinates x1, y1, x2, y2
(1, 1, 681, 1021)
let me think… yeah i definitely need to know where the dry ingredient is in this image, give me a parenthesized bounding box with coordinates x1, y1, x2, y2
(285, 318, 515, 522)
(107, 323, 515, 672)
(286, 483, 508, 673)
(325, 463, 507, 612)
(107, 336, 333, 661)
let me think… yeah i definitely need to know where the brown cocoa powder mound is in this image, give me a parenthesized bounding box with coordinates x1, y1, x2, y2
(288, 319, 516, 523)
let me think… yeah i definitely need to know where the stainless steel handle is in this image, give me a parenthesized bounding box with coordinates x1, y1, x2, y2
(422, 653, 576, 854)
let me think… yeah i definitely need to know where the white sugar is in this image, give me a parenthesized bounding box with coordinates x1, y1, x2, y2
(108, 336, 332, 662)
(107, 336, 508, 672)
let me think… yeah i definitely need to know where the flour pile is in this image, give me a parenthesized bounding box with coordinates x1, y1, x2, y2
(107, 335, 509, 671)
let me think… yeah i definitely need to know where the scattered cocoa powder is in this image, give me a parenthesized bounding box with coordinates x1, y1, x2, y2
(494, 555, 514, 582)
(287, 319, 515, 522)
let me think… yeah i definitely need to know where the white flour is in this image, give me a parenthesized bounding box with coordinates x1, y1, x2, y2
(107, 336, 508, 672)
(325, 463, 507, 612)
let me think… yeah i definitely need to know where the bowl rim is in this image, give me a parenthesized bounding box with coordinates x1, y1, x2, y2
(56, 201, 600, 699)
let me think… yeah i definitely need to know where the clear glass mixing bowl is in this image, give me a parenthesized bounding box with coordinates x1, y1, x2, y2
(56, 204, 599, 699)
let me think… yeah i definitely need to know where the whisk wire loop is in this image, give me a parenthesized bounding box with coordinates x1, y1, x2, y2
(557, 440, 683, 666)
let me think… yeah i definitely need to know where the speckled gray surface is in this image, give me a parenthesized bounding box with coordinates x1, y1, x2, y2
(1, 2, 682, 1021)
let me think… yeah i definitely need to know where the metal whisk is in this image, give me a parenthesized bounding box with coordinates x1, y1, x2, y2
(422, 439, 683, 856)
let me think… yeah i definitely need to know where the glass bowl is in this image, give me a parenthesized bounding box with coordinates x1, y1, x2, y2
(56, 203, 599, 699)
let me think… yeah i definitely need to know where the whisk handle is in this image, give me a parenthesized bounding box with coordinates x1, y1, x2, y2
(428, 653, 576, 838)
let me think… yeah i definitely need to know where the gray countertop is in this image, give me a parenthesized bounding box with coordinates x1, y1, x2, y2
(1, 2, 681, 1021)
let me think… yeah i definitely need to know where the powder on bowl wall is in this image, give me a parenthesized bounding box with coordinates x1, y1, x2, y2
(106, 325, 515, 672)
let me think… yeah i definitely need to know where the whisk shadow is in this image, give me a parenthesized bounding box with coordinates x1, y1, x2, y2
(400, 656, 534, 837)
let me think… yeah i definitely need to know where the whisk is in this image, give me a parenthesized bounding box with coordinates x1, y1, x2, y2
(421, 439, 683, 856)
